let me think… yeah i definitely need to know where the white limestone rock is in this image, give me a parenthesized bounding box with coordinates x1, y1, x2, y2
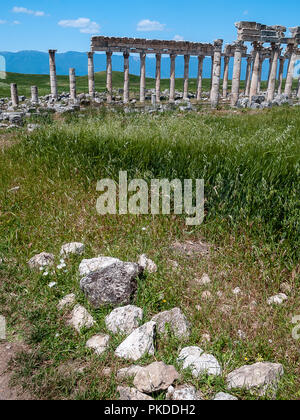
(57, 293, 76, 310)
(138, 254, 158, 273)
(105, 305, 143, 335)
(133, 361, 180, 393)
(79, 256, 121, 276)
(86, 334, 110, 355)
(151, 308, 190, 339)
(166, 385, 201, 400)
(28, 252, 54, 269)
(177, 346, 222, 377)
(117, 386, 154, 401)
(196, 273, 211, 286)
(213, 392, 238, 401)
(226, 362, 284, 396)
(67, 304, 95, 332)
(115, 321, 156, 361)
(60, 242, 85, 256)
(267, 293, 288, 305)
(117, 365, 143, 381)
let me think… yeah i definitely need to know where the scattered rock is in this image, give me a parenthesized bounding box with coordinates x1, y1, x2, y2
(249, 300, 257, 311)
(102, 367, 112, 377)
(28, 252, 54, 269)
(117, 386, 154, 401)
(201, 290, 212, 300)
(79, 256, 121, 276)
(138, 254, 157, 273)
(226, 362, 284, 396)
(117, 365, 143, 381)
(267, 293, 288, 306)
(86, 334, 110, 355)
(233, 287, 242, 296)
(166, 385, 201, 400)
(280, 283, 292, 294)
(171, 240, 211, 257)
(105, 305, 143, 335)
(67, 304, 95, 332)
(60, 242, 85, 256)
(80, 261, 142, 308)
(133, 361, 180, 393)
(151, 308, 190, 339)
(196, 273, 211, 286)
(115, 321, 156, 361)
(57, 293, 76, 310)
(213, 392, 238, 401)
(201, 333, 211, 343)
(177, 346, 222, 377)
(237, 330, 247, 340)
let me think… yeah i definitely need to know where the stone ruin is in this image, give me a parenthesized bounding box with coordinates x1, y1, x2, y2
(4, 21, 300, 116)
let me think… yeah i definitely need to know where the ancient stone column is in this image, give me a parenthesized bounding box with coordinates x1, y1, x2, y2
(31, 86, 38, 103)
(285, 45, 297, 98)
(267, 57, 273, 86)
(151, 94, 156, 107)
(169, 54, 176, 103)
(140, 52, 146, 103)
(155, 54, 161, 102)
(210, 40, 223, 109)
(106, 52, 113, 103)
(267, 44, 280, 102)
(196, 55, 204, 102)
(87, 52, 95, 98)
(249, 43, 262, 101)
(244, 57, 252, 96)
(257, 56, 264, 93)
(69, 68, 76, 102)
(277, 57, 285, 95)
(49, 50, 58, 99)
(10, 83, 19, 107)
(210, 56, 213, 92)
(123, 52, 130, 104)
(183, 55, 190, 100)
(222, 56, 230, 98)
(231, 41, 244, 106)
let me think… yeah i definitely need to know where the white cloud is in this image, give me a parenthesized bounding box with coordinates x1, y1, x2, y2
(12, 6, 45, 16)
(173, 35, 184, 41)
(137, 19, 166, 32)
(58, 17, 100, 34)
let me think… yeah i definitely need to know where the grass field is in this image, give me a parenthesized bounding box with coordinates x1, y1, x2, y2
(0, 105, 299, 400)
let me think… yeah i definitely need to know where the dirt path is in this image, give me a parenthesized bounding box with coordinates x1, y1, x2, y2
(0, 341, 33, 400)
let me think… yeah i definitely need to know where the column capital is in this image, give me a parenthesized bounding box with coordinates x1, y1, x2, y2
(87, 51, 94, 58)
(233, 40, 244, 51)
(170, 53, 177, 59)
(48, 49, 57, 54)
(106, 51, 113, 57)
(123, 52, 130, 59)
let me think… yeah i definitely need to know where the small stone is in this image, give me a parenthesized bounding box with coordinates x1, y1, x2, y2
(196, 273, 211, 286)
(79, 256, 121, 276)
(202, 333, 211, 343)
(60, 242, 85, 256)
(201, 290, 212, 300)
(213, 392, 238, 401)
(177, 346, 222, 377)
(115, 321, 156, 361)
(138, 254, 158, 273)
(117, 365, 143, 381)
(86, 334, 110, 355)
(233, 287, 242, 296)
(28, 252, 54, 269)
(105, 305, 143, 335)
(57, 294, 76, 310)
(151, 307, 190, 339)
(237, 330, 247, 340)
(280, 283, 292, 294)
(117, 386, 154, 401)
(102, 367, 112, 377)
(167, 384, 200, 400)
(133, 361, 180, 393)
(249, 300, 257, 310)
(267, 293, 288, 306)
(67, 304, 95, 332)
(226, 362, 284, 396)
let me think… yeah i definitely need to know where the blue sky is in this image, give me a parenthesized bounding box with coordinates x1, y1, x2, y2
(1, 0, 300, 52)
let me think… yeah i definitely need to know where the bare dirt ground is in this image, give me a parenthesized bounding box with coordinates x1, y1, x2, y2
(0, 341, 32, 400)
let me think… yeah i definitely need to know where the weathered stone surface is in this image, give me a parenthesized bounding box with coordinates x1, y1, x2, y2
(177, 346, 222, 377)
(80, 261, 142, 308)
(196, 273, 211, 286)
(117, 386, 154, 401)
(151, 308, 190, 339)
(226, 362, 284, 396)
(60, 242, 85, 256)
(86, 334, 110, 355)
(117, 365, 143, 381)
(79, 256, 121, 276)
(57, 293, 76, 310)
(67, 304, 95, 332)
(115, 321, 156, 361)
(213, 392, 238, 400)
(133, 362, 180, 393)
(267, 293, 288, 305)
(105, 305, 143, 335)
(166, 385, 200, 400)
(28, 252, 54, 269)
(138, 254, 157, 273)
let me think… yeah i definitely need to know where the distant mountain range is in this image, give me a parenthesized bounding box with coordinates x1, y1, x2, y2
(0, 50, 272, 80)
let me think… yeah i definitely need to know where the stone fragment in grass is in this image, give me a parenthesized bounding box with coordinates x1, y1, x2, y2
(151, 307, 190, 339)
(117, 386, 154, 401)
(80, 261, 142, 308)
(115, 321, 156, 361)
(28, 252, 54, 269)
(280, 283, 292, 294)
(138, 254, 157, 273)
(79, 256, 121, 276)
(213, 392, 238, 401)
(196, 273, 211, 286)
(233, 287, 242, 296)
(86, 334, 110, 355)
(67, 304, 95, 332)
(226, 362, 284, 396)
(171, 240, 211, 257)
(117, 365, 143, 381)
(57, 293, 76, 310)
(105, 305, 143, 335)
(166, 385, 201, 400)
(177, 346, 222, 377)
(60, 242, 85, 257)
(267, 293, 288, 305)
(133, 361, 179, 393)
(201, 290, 212, 300)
